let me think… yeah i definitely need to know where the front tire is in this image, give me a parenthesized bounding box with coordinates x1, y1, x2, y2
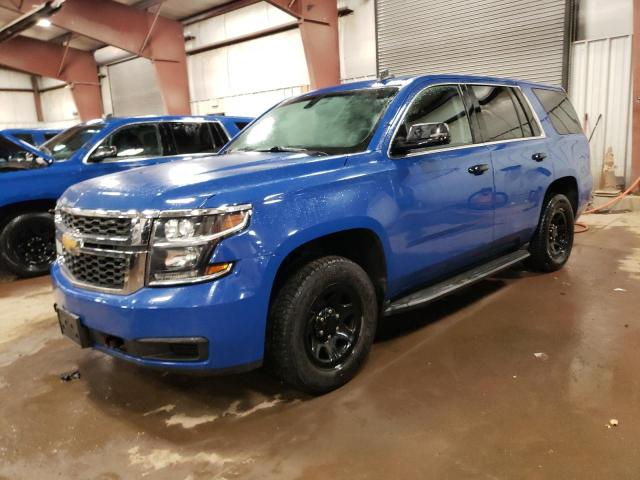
(267, 256, 378, 394)
(0, 212, 56, 278)
(527, 193, 575, 272)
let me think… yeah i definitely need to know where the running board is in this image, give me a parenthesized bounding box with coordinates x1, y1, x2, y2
(383, 250, 531, 316)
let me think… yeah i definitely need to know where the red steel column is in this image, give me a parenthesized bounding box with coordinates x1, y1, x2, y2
(30, 75, 44, 122)
(266, 0, 340, 89)
(298, 1, 340, 89)
(0, 0, 191, 115)
(0, 36, 102, 120)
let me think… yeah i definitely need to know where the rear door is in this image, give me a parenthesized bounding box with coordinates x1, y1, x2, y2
(387, 83, 496, 292)
(468, 84, 552, 249)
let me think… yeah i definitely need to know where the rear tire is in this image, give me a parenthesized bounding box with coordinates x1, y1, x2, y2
(527, 193, 575, 272)
(266, 256, 378, 394)
(0, 212, 56, 278)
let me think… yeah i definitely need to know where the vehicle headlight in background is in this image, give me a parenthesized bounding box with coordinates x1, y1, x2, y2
(147, 206, 251, 286)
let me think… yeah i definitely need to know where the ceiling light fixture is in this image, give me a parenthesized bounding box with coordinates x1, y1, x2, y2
(0, 0, 64, 43)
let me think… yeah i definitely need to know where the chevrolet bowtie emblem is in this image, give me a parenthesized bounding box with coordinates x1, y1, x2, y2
(61, 232, 82, 254)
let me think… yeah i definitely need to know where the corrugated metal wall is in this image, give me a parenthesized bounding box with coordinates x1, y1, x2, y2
(569, 35, 632, 184)
(376, 0, 570, 86)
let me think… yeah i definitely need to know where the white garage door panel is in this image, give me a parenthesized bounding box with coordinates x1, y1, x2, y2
(377, 0, 569, 86)
(108, 57, 164, 116)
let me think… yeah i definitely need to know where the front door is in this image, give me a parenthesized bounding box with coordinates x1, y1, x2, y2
(387, 83, 495, 294)
(87, 123, 175, 176)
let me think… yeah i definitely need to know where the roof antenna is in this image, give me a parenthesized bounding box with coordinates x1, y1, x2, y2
(378, 69, 394, 81)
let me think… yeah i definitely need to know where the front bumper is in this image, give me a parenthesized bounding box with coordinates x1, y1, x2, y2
(51, 255, 273, 371)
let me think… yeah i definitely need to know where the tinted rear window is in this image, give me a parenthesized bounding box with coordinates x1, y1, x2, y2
(170, 122, 216, 154)
(533, 88, 583, 135)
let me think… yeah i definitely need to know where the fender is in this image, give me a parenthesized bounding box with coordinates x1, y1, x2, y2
(270, 216, 392, 264)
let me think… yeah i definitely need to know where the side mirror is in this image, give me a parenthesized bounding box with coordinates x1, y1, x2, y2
(393, 122, 451, 154)
(88, 145, 117, 162)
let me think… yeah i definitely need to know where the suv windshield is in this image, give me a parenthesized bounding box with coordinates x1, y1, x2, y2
(228, 87, 399, 155)
(42, 123, 106, 161)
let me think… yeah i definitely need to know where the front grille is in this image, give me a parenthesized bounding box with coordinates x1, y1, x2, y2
(60, 210, 132, 237)
(62, 251, 128, 289)
(57, 207, 150, 294)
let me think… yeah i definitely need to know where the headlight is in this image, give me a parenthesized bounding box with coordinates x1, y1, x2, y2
(147, 206, 251, 286)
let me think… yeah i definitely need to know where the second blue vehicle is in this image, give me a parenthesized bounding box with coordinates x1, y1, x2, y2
(0, 115, 251, 277)
(52, 74, 592, 393)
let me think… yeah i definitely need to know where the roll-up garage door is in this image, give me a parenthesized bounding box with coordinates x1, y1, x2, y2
(107, 57, 164, 116)
(376, 0, 571, 86)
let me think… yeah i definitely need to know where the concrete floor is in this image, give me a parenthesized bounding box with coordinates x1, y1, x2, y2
(0, 212, 639, 479)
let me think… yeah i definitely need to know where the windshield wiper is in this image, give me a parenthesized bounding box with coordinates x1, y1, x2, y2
(255, 146, 328, 156)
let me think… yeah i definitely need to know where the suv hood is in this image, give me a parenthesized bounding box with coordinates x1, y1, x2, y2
(0, 135, 54, 173)
(61, 151, 349, 211)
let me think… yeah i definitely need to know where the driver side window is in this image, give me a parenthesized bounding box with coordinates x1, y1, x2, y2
(393, 85, 473, 154)
(104, 124, 162, 160)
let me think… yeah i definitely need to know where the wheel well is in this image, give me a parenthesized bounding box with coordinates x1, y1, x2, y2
(271, 229, 388, 306)
(0, 200, 57, 229)
(545, 177, 578, 215)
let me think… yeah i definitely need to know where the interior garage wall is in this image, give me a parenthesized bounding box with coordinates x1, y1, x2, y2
(0, 68, 38, 128)
(569, 0, 633, 185)
(98, 0, 379, 118)
(186, 2, 308, 117)
(38, 77, 80, 127)
(376, 0, 570, 86)
(339, 0, 376, 83)
(576, 0, 632, 40)
(570, 36, 632, 183)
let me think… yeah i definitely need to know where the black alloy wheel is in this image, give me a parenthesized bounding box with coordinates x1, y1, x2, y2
(527, 193, 575, 272)
(267, 256, 378, 394)
(304, 284, 364, 369)
(547, 210, 570, 261)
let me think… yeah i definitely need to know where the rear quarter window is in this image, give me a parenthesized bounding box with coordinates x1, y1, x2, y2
(532, 88, 583, 135)
(170, 122, 216, 154)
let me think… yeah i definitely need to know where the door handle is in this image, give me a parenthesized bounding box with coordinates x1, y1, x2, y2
(468, 164, 489, 176)
(532, 152, 547, 162)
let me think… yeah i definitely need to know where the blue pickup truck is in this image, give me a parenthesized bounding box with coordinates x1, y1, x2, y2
(52, 75, 592, 393)
(0, 115, 251, 277)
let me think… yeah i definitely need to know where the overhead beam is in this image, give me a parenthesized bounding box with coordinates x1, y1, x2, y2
(0, 0, 190, 115)
(182, 0, 261, 25)
(265, 0, 339, 90)
(0, 36, 102, 120)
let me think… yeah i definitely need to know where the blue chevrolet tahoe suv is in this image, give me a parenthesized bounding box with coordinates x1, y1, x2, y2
(52, 75, 592, 394)
(0, 115, 250, 277)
